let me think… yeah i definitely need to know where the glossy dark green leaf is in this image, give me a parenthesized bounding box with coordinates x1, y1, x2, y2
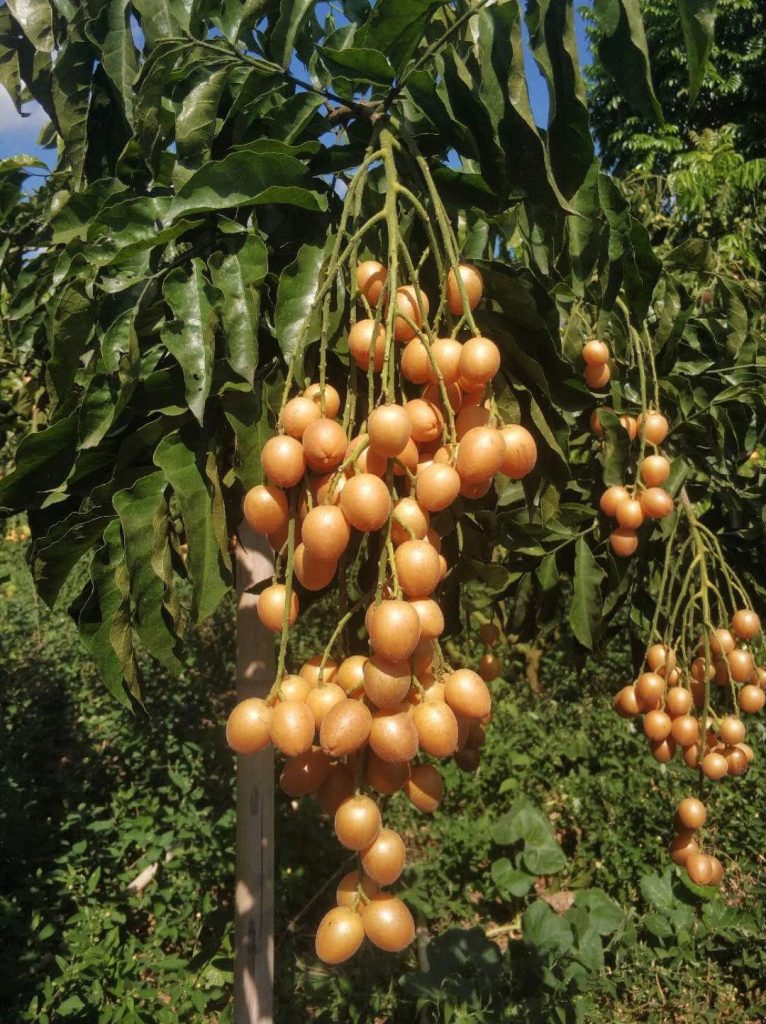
(211, 0, 271, 44)
(50, 33, 96, 188)
(0, 412, 78, 512)
(274, 240, 328, 374)
(569, 535, 604, 649)
(221, 382, 271, 490)
(154, 429, 231, 621)
(593, 0, 663, 122)
(0, 9, 24, 109)
(85, 0, 140, 124)
(676, 0, 716, 103)
(169, 148, 327, 221)
(176, 65, 231, 166)
(270, 0, 314, 68)
(523, 900, 574, 955)
(48, 281, 95, 406)
(356, 0, 444, 73)
(131, 0, 194, 48)
(208, 232, 267, 383)
(112, 470, 182, 670)
(320, 45, 396, 85)
(161, 258, 217, 425)
(31, 510, 113, 606)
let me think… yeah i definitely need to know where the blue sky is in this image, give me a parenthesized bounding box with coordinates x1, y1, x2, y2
(0, 3, 593, 166)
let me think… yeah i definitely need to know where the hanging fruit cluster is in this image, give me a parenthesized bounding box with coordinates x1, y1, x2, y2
(225, 129, 538, 966)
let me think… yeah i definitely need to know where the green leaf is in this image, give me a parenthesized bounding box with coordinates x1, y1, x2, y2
(208, 232, 267, 383)
(131, 0, 194, 48)
(522, 900, 573, 955)
(491, 857, 536, 898)
(113, 471, 182, 670)
(211, 0, 270, 44)
(221, 382, 270, 490)
(592, 0, 663, 122)
(569, 535, 604, 650)
(168, 147, 327, 221)
(270, 0, 314, 68)
(0, 413, 78, 513)
(6, 0, 54, 52)
(154, 428, 232, 622)
(85, 0, 140, 125)
(176, 65, 231, 166)
(574, 889, 624, 935)
(48, 280, 94, 407)
(31, 511, 113, 606)
(676, 0, 716, 103)
(491, 800, 567, 875)
(356, 0, 445, 74)
(320, 45, 396, 86)
(274, 240, 328, 374)
(76, 519, 141, 706)
(50, 32, 95, 189)
(161, 258, 217, 425)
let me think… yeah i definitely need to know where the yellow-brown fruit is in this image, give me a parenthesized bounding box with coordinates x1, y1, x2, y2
(319, 699, 372, 757)
(676, 797, 706, 831)
(479, 653, 501, 682)
(257, 584, 299, 632)
(416, 463, 461, 512)
(499, 424, 537, 479)
(669, 832, 698, 865)
(282, 395, 321, 439)
(306, 682, 346, 727)
(427, 337, 463, 385)
(458, 336, 501, 389)
(582, 339, 610, 366)
(348, 319, 385, 372)
(412, 700, 459, 757)
(336, 869, 379, 909)
(356, 260, 387, 305)
(613, 685, 641, 718)
(610, 528, 638, 557)
(401, 337, 431, 384)
(479, 623, 500, 646)
(293, 543, 337, 591)
(226, 698, 272, 754)
(408, 598, 444, 640)
(686, 852, 714, 886)
(279, 746, 332, 797)
(393, 285, 429, 341)
(368, 600, 422, 662)
(301, 505, 351, 562)
(316, 764, 355, 815)
(394, 539, 442, 598)
(404, 763, 444, 812)
(315, 906, 365, 964)
(268, 700, 315, 756)
(365, 751, 410, 794)
(367, 404, 412, 456)
(405, 398, 443, 444)
(340, 473, 392, 531)
(456, 427, 505, 484)
(304, 382, 341, 419)
(360, 829, 407, 886)
(731, 608, 761, 641)
(446, 263, 483, 315)
(637, 411, 669, 445)
(299, 655, 339, 687)
(584, 362, 611, 389)
(391, 497, 430, 546)
(361, 893, 415, 952)
(243, 484, 289, 535)
(335, 795, 381, 850)
(369, 703, 419, 763)
(444, 669, 492, 719)
(363, 655, 412, 709)
(261, 435, 306, 489)
(336, 655, 367, 697)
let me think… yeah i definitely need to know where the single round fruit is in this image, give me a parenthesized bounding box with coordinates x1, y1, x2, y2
(725, 746, 749, 776)
(638, 411, 669, 445)
(427, 337, 463, 385)
(368, 601, 422, 662)
(348, 319, 385, 371)
(276, 674, 312, 704)
(636, 672, 665, 707)
(665, 686, 692, 717)
(446, 263, 483, 315)
(600, 485, 630, 518)
(320, 699, 372, 757)
(686, 852, 714, 886)
(619, 415, 638, 440)
(456, 403, 490, 439)
(643, 709, 672, 741)
(369, 703, 419, 763)
(315, 906, 364, 964)
(458, 336, 501, 389)
(478, 653, 500, 682)
(615, 497, 644, 530)
(739, 684, 765, 713)
(293, 543, 337, 591)
(456, 427, 505, 484)
(335, 795, 381, 850)
(669, 832, 698, 865)
(306, 682, 346, 727)
(416, 463, 461, 511)
(614, 685, 642, 718)
(393, 285, 429, 341)
(404, 763, 443, 812)
(412, 700, 459, 757)
(303, 418, 348, 473)
(454, 746, 481, 771)
(646, 644, 676, 674)
(405, 398, 443, 444)
(257, 584, 298, 632)
(718, 715, 746, 745)
(361, 893, 415, 952)
(701, 751, 728, 780)
(584, 363, 611, 389)
(299, 655, 339, 687)
(368, 404, 412, 457)
(340, 473, 392, 532)
(243, 484, 289, 535)
(262, 435, 306, 488)
(610, 528, 638, 557)
(728, 648, 754, 683)
(226, 698, 272, 754)
(582, 339, 610, 366)
(708, 628, 735, 656)
(708, 857, 724, 886)
(498, 424, 537, 479)
(590, 409, 604, 436)
(677, 797, 707, 831)
(336, 655, 367, 697)
(401, 338, 431, 384)
(407, 599, 444, 641)
(364, 655, 412, 709)
(361, 829, 407, 886)
(650, 737, 677, 763)
(269, 700, 315, 756)
(304, 382, 341, 419)
(731, 609, 761, 640)
(395, 540, 442, 598)
(279, 746, 332, 797)
(479, 623, 500, 646)
(641, 455, 671, 487)
(336, 870, 379, 909)
(356, 260, 387, 305)
(670, 715, 700, 747)
(390, 498, 429, 547)
(302, 505, 351, 562)
(444, 669, 492, 719)
(282, 395, 321, 439)
(640, 488, 674, 519)
(365, 751, 410, 794)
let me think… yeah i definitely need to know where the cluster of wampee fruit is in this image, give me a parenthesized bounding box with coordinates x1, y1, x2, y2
(615, 612, 765, 885)
(227, 259, 537, 964)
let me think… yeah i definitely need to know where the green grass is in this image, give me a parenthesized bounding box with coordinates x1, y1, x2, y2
(0, 529, 764, 1023)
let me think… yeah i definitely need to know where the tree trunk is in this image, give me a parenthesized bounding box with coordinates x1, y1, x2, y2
(234, 525, 275, 1024)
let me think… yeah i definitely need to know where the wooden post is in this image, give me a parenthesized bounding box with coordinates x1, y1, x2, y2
(234, 525, 275, 1024)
